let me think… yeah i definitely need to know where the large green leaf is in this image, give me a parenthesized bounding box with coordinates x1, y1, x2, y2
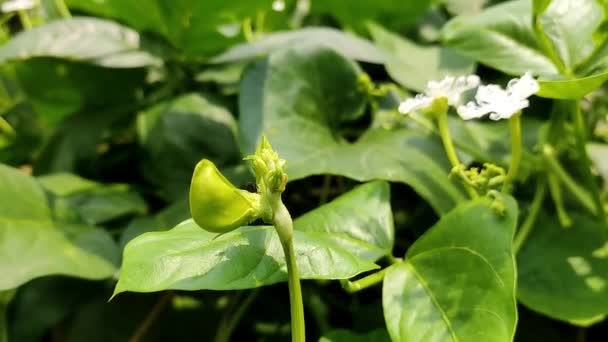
(66, 0, 274, 58)
(383, 194, 518, 342)
(239, 44, 465, 214)
(14, 58, 145, 126)
(368, 23, 474, 92)
(211, 27, 386, 64)
(113, 181, 394, 295)
(136, 93, 242, 201)
(537, 0, 603, 70)
(517, 212, 608, 325)
(0, 17, 160, 68)
(0, 164, 119, 290)
(442, 0, 558, 76)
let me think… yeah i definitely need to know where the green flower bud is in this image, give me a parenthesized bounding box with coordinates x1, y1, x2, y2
(189, 159, 261, 233)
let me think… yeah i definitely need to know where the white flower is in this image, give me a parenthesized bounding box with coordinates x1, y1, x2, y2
(457, 72, 539, 121)
(398, 75, 480, 114)
(1, 0, 35, 13)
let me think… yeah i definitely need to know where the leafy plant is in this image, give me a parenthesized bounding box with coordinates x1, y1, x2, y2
(1, 0, 608, 341)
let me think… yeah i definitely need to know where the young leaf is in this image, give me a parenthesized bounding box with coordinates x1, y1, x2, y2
(239, 44, 466, 214)
(442, 0, 558, 76)
(0, 17, 160, 68)
(0, 164, 119, 290)
(368, 23, 475, 92)
(383, 194, 518, 342)
(113, 181, 394, 295)
(518, 212, 608, 326)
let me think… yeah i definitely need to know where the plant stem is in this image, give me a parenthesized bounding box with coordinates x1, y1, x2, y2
(436, 110, 478, 199)
(54, 0, 71, 18)
(341, 266, 393, 293)
(17, 10, 33, 30)
(270, 197, 305, 342)
(571, 102, 606, 222)
(543, 145, 597, 216)
(513, 180, 546, 253)
(214, 289, 260, 342)
(502, 113, 522, 193)
(319, 175, 331, 204)
(129, 291, 173, 342)
(547, 173, 572, 227)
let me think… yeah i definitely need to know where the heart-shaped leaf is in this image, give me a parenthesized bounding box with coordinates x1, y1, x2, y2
(368, 22, 475, 92)
(383, 194, 518, 342)
(113, 181, 393, 295)
(442, 0, 558, 76)
(517, 212, 608, 326)
(0, 164, 119, 290)
(211, 27, 387, 64)
(0, 17, 160, 68)
(239, 44, 465, 214)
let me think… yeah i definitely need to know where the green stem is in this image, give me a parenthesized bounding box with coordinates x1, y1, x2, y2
(513, 180, 546, 253)
(543, 145, 597, 216)
(341, 266, 393, 293)
(271, 197, 305, 342)
(128, 292, 173, 342)
(503, 113, 522, 193)
(547, 173, 572, 227)
(17, 10, 33, 30)
(53, 0, 71, 17)
(436, 110, 478, 199)
(571, 102, 606, 222)
(319, 175, 331, 204)
(214, 289, 260, 342)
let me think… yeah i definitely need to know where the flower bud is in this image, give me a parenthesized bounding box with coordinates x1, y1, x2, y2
(189, 159, 261, 233)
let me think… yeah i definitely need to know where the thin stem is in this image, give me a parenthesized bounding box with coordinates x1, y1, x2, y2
(17, 10, 33, 30)
(214, 289, 260, 342)
(341, 266, 392, 293)
(502, 114, 522, 193)
(271, 197, 305, 342)
(436, 110, 478, 199)
(129, 291, 173, 342)
(543, 145, 597, 216)
(53, 0, 71, 18)
(319, 175, 331, 204)
(547, 173, 572, 227)
(514, 180, 546, 253)
(571, 102, 606, 222)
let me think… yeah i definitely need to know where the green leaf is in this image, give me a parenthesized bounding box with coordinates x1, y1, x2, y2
(368, 22, 475, 92)
(211, 27, 387, 64)
(66, 0, 275, 58)
(517, 212, 608, 325)
(587, 143, 608, 188)
(537, 0, 603, 70)
(537, 72, 608, 99)
(39, 173, 147, 225)
(310, 0, 432, 32)
(442, 0, 487, 16)
(240, 45, 465, 214)
(442, 0, 558, 76)
(320, 328, 390, 342)
(14, 58, 145, 126)
(0, 17, 160, 68)
(0, 164, 119, 290)
(383, 194, 518, 342)
(136, 93, 241, 201)
(113, 181, 393, 295)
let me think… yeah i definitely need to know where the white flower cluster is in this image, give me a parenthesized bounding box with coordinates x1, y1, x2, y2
(399, 72, 539, 121)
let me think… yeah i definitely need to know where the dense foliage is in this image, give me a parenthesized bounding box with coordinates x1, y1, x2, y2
(2, 0, 608, 341)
